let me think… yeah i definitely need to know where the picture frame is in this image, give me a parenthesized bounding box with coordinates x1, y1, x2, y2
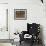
(14, 9, 27, 20)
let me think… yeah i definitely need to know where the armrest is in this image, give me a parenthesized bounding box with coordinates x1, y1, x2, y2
(19, 31, 27, 41)
(22, 31, 28, 35)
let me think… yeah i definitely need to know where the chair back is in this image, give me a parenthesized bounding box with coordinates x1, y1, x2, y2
(27, 23, 40, 36)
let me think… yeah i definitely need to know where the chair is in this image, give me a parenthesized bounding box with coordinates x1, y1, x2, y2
(27, 23, 40, 43)
(19, 23, 40, 46)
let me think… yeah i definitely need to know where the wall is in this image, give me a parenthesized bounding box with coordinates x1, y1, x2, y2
(0, 1, 13, 46)
(0, 0, 46, 46)
(0, 0, 8, 3)
(0, 4, 9, 39)
(8, 0, 46, 45)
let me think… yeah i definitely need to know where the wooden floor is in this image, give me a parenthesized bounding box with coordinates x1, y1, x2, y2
(0, 39, 14, 43)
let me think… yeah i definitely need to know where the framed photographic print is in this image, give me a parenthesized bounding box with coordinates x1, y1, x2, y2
(14, 9, 27, 20)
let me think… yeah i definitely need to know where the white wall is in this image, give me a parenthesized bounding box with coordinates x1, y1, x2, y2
(8, 0, 46, 45)
(0, 2, 12, 46)
(0, 4, 9, 39)
(0, 0, 8, 3)
(0, 0, 46, 46)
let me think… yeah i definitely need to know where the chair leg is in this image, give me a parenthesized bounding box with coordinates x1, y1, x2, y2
(30, 39, 34, 46)
(20, 41, 21, 45)
(30, 42, 34, 46)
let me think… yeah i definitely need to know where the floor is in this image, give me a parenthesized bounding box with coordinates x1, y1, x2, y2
(19, 41, 43, 46)
(0, 41, 42, 46)
(0, 41, 43, 46)
(0, 43, 13, 46)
